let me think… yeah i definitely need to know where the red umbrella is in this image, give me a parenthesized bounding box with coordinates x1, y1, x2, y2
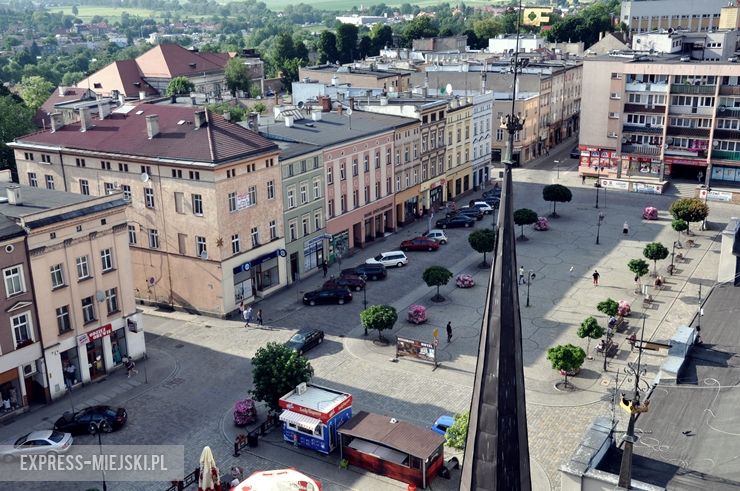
(198, 446, 221, 491)
(233, 468, 322, 491)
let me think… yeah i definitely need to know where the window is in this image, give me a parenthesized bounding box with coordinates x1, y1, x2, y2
(327, 166, 333, 184)
(192, 194, 203, 215)
(104, 182, 115, 195)
(287, 187, 296, 208)
(340, 194, 347, 213)
(340, 162, 346, 180)
(269, 220, 277, 240)
(386, 148, 391, 165)
(395, 176, 401, 192)
(171, 169, 183, 179)
(11, 313, 32, 346)
(24, 152, 35, 161)
(364, 155, 369, 172)
(231, 234, 241, 254)
(56, 306, 71, 334)
(375, 181, 381, 199)
(375, 152, 380, 168)
(105, 288, 118, 314)
(28, 173, 38, 187)
(128, 225, 137, 245)
(174, 192, 185, 214)
(314, 212, 321, 230)
(122, 185, 131, 201)
(302, 216, 309, 235)
(118, 163, 128, 172)
(251, 227, 259, 247)
(75, 157, 85, 167)
(45, 175, 55, 190)
(328, 199, 335, 218)
(313, 156, 319, 169)
(287, 164, 294, 178)
(267, 180, 275, 200)
(228, 192, 237, 212)
(75, 256, 89, 280)
(196, 236, 207, 257)
(300, 184, 308, 204)
(81, 296, 96, 323)
(40, 154, 51, 163)
(144, 188, 155, 208)
(4, 266, 25, 297)
(189, 171, 200, 180)
(496, 129, 504, 141)
(364, 185, 370, 202)
(248, 186, 256, 206)
(80, 179, 90, 195)
(101, 161, 111, 170)
(313, 179, 321, 199)
(148, 229, 159, 249)
(100, 248, 113, 272)
(289, 220, 297, 241)
(50, 264, 65, 288)
(352, 190, 359, 208)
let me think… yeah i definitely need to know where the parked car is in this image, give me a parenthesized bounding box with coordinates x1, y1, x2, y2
(1, 431, 73, 461)
(366, 250, 408, 268)
(340, 263, 387, 281)
(400, 237, 440, 252)
(302, 288, 353, 306)
(285, 328, 325, 355)
(435, 215, 475, 229)
(481, 196, 501, 208)
(482, 187, 501, 199)
(431, 415, 455, 436)
(467, 201, 494, 214)
(54, 406, 127, 435)
(423, 229, 448, 244)
(455, 207, 484, 221)
(570, 146, 581, 159)
(323, 274, 365, 291)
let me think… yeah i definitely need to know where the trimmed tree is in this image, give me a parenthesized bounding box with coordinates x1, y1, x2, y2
(546, 344, 586, 386)
(468, 228, 496, 267)
(628, 258, 650, 292)
(250, 342, 314, 413)
(224, 58, 251, 98)
(577, 316, 604, 358)
(596, 298, 619, 317)
(669, 198, 708, 233)
(360, 304, 398, 341)
(445, 412, 469, 450)
(423, 266, 453, 302)
(643, 242, 669, 276)
(671, 218, 688, 247)
(513, 208, 538, 240)
(542, 184, 573, 218)
(166, 76, 194, 97)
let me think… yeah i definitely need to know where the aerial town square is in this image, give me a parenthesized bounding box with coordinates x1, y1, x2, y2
(0, 0, 739, 490)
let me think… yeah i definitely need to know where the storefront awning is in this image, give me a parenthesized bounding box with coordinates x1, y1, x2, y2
(279, 410, 321, 432)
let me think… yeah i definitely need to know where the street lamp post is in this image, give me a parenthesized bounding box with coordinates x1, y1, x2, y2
(98, 430, 108, 491)
(554, 160, 560, 180)
(596, 212, 605, 245)
(594, 181, 602, 208)
(670, 241, 677, 275)
(525, 271, 536, 307)
(361, 274, 368, 336)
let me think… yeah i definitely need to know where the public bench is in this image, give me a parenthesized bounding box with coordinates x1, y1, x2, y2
(635, 340, 672, 352)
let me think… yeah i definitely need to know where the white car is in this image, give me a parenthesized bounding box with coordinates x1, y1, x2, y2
(423, 229, 448, 244)
(1, 430, 73, 461)
(366, 250, 408, 268)
(466, 202, 494, 214)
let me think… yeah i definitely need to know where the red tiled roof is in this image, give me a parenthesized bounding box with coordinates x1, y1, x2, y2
(33, 87, 95, 127)
(75, 59, 157, 97)
(135, 44, 232, 78)
(16, 104, 277, 165)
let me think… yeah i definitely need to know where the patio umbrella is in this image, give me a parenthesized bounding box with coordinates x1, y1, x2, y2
(234, 468, 322, 491)
(198, 446, 221, 491)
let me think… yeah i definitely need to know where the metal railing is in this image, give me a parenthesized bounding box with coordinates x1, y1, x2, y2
(621, 144, 661, 155)
(670, 84, 716, 95)
(711, 150, 740, 161)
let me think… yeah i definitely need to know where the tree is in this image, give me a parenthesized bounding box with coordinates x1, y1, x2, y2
(0, 95, 35, 177)
(402, 16, 439, 47)
(423, 266, 453, 302)
(253, 102, 267, 114)
(468, 228, 496, 267)
(358, 35, 372, 59)
(360, 304, 398, 341)
(643, 242, 669, 276)
(72, 5, 79, 16)
(61, 71, 85, 86)
(280, 58, 304, 91)
(272, 32, 296, 66)
(542, 184, 572, 218)
(671, 218, 688, 246)
(445, 412, 469, 450)
(166, 76, 194, 97)
(336, 23, 358, 63)
(546, 344, 586, 386)
(628, 259, 650, 291)
(669, 198, 708, 233)
(577, 316, 604, 358)
(371, 24, 393, 53)
(513, 208, 538, 240)
(250, 342, 314, 413)
(224, 58, 251, 98)
(596, 298, 619, 317)
(18, 75, 54, 111)
(317, 31, 338, 64)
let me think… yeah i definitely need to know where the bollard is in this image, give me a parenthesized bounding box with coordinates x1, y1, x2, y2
(233, 440, 240, 457)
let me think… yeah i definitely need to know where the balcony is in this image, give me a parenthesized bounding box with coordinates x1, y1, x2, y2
(711, 150, 740, 161)
(623, 103, 665, 114)
(665, 147, 707, 158)
(718, 86, 740, 96)
(717, 107, 740, 118)
(668, 106, 713, 116)
(623, 124, 663, 134)
(712, 129, 739, 140)
(625, 82, 669, 93)
(670, 84, 716, 95)
(621, 144, 661, 156)
(665, 126, 710, 137)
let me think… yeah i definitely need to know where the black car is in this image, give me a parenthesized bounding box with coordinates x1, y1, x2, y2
(54, 406, 127, 435)
(285, 328, 325, 355)
(570, 146, 581, 159)
(340, 263, 387, 281)
(455, 207, 484, 221)
(323, 274, 365, 291)
(436, 215, 475, 229)
(302, 288, 353, 306)
(482, 188, 501, 200)
(481, 196, 501, 208)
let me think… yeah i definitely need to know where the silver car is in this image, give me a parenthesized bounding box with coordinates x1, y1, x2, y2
(1, 430, 73, 461)
(423, 229, 448, 245)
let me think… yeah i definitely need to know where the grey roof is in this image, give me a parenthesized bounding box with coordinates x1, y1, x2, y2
(276, 141, 321, 161)
(303, 64, 414, 78)
(0, 214, 25, 241)
(255, 111, 417, 149)
(460, 164, 532, 490)
(597, 284, 740, 489)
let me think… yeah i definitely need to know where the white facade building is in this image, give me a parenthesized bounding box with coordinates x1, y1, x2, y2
(472, 91, 494, 187)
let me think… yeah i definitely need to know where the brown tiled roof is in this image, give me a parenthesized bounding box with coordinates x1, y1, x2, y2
(75, 59, 157, 97)
(135, 44, 232, 78)
(15, 104, 277, 165)
(337, 411, 444, 459)
(33, 87, 96, 127)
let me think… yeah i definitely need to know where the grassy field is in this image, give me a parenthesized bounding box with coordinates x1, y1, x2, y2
(53, 6, 164, 22)
(239, 0, 495, 12)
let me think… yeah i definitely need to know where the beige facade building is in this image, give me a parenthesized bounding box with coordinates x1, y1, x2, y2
(493, 93, 541, 166)
(0, 178, 145, 402)
(10, 104, 284, 317)
(620, 0, 729, 34)
(445, 97, 474, 200)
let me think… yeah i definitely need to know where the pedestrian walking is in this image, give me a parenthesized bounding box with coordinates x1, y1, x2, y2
(623, 222, 629, 235)
(238, 301, 245, 319)
(124, 357, 138, 378)
(519, 266, 525, 284)
(321, 260, 328, 278)
(545, 147, 550, 156)
(256, 309, 263, 326)
(592, 270, 600, 286)
(446, 322, 453, 343)
(582, 175, 587, 185)
(627, 334, 637, 351)
(243, 305, 253, 327)
(697, 170, 704, 183)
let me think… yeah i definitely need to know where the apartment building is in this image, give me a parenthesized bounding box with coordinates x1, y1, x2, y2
(0, 180, 144, 402)
(620, 0, 730, 34)
(471, 91, 494, 187)
(444, 97, 474, 200)
(493, 93, 541, 166)
(10, 105, 283, 317)
(299, 64, 413, 93)
(391, 117, 423, 226)
(632, 29, 740, 62)
(579, 53, 740, 192)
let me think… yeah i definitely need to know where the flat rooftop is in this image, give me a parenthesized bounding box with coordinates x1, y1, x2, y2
(280, 385, 350, 413)
(303, 64, 413, 78)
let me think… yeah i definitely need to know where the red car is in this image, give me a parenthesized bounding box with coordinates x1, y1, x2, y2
(400, 237, 440, 252)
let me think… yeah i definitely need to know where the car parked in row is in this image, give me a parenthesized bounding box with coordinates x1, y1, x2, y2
(285, 328, 324, 355)
(436, 215, 475, 229)
(482, 187, 501, 200)
(423, 229, 448, 244)
(366, 251, 408, 268)
(54, 406, 127, 435)
(454, 207, 484, 221)
(465, 201, 494, 214)
(302, 288, 353, 306)
(1, 431, 73, 461)
(570, 145, 581, 159)
(481, 196, 501, 208)
(400, 237, 440, 252)
(323, 274, 365, 291)
(340, 263, 387, 281)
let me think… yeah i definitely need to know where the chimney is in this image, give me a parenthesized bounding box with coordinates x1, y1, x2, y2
(139, 91, 146, 100)
(146, 114, 160, 139)
(58, 86, 65, 96)
(194, 110, 206, 128)
(79, 108, 93, 132)
(320, 96, 331, 112)
(285, 115, 294, 127)
(50, 112, 65, 132)
(97, 100, 110, 119)
(6, 185, 22, 206)
(337, 104, 344, 115)
(223, 111, 231, 121)
(118, 93, 125, 106)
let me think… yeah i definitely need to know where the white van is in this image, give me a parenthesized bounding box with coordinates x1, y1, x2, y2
(366, 251, 408, 268)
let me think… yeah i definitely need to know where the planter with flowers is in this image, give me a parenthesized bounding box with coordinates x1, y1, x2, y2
(233, 398, 257, 427)
(407, 304, 428, 324)
(618, 300, 631, 317)
(456, 274, 475, 288)
(534, 217, 550, 231)
(642, 207, 658, 220)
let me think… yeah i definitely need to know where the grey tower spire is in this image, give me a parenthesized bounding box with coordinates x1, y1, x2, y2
(460, 163, 532, 491)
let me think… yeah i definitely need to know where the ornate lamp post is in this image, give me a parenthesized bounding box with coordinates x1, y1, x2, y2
(596, 212, 605, 245)
(594, 181, 602, 208)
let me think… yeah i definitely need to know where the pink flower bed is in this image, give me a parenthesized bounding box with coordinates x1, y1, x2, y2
(456, 274, 475, 288)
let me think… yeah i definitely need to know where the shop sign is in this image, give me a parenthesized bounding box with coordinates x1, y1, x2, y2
(600, 179, 629, 190)
(233, 249, 287, 274)
(363, 202, 393, 218)
(236, 192, 252, 210)
(77, 324, 112, 345)
(633, 183, 663, 195)
(431, 178, 446, 189)
(396, 336, 437, 366)
(700, 189, 732, 202)
(306, 235, 326, 247)
(664, 157, 705, 166)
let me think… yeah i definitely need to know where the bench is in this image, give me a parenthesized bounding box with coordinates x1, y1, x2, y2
(643, 294, 653, 308)
(653, 276, 665, 291)
(614, 317, 629, 333)
(635, 340, 672, 351)
(596, 340, 619, 358)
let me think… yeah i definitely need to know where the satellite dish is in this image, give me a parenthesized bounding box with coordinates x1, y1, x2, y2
(346, 107, 353, 116)
(140, 172, 150, 183)
(297, 101, 305, 109)
(445, 84, 453, 95)
(95, 290, 106, 302)
(713, 140, 720, 148)
(718, 105, 726, 113)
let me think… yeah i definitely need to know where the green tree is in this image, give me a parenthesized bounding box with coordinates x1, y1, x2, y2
(669, 198, 708, 232)
(272, 32, 296, 66)
(546, 344, 586, 386)
(371, 24, 393, 53)
(280, 58, 304, 91)
(360, 304, 398, 341)
(402, 16, 439, 47)
(542, 184, 572, 218)
(628, 258, 650, 290)
(72, 5, 79, 16)
(224, 58, 251, 98)
(207, 102, 247, 122)
(61, 71, 85, 86)
(513, 208, 538, 240)
(423, 266, 453, 302)
(358, 35, 372, 58)
(166, 76, 194, 97)
(317, 31, 338, 64)
(468, 228, 496, 267)
(250, 342, 314, 413)
(643, 242, 669, 275)
(18, 75, 54, 111)
(336, 23, 358, 63)
(445, 412, 469, 450)
(253, 102, 267, 114)
(596, 298, 619, 317)
(0, 96, 35, 177)
(577, 316, 604, 357)
(671, 218, 688, 246)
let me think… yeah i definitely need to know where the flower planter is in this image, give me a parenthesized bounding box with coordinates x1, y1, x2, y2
(534, 217, 550, 231)
(233, 398, 257, 427)
(559, 367, 580, 377)
(407, 304, 427, 324)
(456, 274, 475, 288)
(642, 207, 658, 220)
(618, 300, 631, 317)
